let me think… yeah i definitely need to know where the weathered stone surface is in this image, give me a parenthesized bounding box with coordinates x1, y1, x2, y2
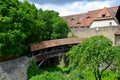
(0, 56, 31, 80)
(69, 26, 119, 45)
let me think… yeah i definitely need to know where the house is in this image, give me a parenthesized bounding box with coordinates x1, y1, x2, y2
(62, 6, 120, 29)
(62, 6, 120, 45)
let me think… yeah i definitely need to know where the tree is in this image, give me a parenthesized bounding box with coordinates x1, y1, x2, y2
(67, 35, 117, 80)
(38, 10, 70, 41)
(114, 46, 120, 79)
(0, 0, 70, 59)
(0, 0, 43, 58)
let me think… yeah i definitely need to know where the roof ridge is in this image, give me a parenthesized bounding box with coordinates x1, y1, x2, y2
(108, 8, 119, 25)
(62, 6, 118, 17)
(62, 6, 119, 28)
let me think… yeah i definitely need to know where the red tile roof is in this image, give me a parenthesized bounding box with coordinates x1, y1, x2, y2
(62, 6, 119, 29)
(94, 7, 115, 21)
(97, 7, 112, 18)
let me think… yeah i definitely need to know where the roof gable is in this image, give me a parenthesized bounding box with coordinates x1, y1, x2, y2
(97, 7, 112, 17)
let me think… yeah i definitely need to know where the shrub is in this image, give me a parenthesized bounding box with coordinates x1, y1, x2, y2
(27, 61, 41, 79)
(57, 66, 70, 73)
(67, 67, 86, 80)
(29, 71, 64, 80)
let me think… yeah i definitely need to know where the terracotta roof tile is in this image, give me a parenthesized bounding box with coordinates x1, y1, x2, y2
(85, 17, 94, 27)
(30, 38, 84, 51)
(95, 7, 114, 20)
(62, 6, 119, 29)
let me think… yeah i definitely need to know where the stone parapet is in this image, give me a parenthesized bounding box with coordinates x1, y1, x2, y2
(0, 56, 31, 80)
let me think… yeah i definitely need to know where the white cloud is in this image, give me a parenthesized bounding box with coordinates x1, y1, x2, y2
(24, 0, 119, 16)
(34, 2, 85, 16)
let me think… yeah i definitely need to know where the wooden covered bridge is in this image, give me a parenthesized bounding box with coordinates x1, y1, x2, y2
(30, 38, 83, 63)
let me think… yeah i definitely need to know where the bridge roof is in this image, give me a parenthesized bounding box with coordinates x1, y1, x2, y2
(30, 38, 83, 51)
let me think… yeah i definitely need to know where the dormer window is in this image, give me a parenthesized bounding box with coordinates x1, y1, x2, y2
(87, 16, 91, 19)
(102, 14, 106, 17)
(102, 11, 106, 17)
(71, 18, 75, 21)
(77, 22, 81, 24)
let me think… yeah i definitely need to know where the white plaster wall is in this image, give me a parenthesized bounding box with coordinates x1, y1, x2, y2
(90, 19, 118, 28)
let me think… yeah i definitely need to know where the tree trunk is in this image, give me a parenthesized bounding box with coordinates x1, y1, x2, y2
(97, 69, 102, 80)
(94, 68, 102, 80)
(94, 68, 98, 80)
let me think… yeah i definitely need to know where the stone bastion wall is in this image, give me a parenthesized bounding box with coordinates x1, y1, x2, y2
(69, 26, 120, 44)
(0, 56, 32, 80)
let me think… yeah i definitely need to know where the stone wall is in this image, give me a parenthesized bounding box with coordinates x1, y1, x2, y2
(69, 26, 119, 44)
(115, 35, 120, 45)
(0, 56, 32, 80)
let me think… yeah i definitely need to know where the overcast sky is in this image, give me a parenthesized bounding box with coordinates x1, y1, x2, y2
(20, 0, 120, 16)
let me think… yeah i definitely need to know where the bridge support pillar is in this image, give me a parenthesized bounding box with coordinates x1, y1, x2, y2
(58, 55, 66, 66)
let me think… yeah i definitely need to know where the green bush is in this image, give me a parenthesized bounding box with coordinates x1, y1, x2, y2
(27, 61, 41, 79)
(84, 70, 116, 80)
(57, 66, 70, 73)
(29, 71, 64, 80)
(102, 71, 116, 80)
(28, 62, 115, 80)
(67, 67, 86, 80)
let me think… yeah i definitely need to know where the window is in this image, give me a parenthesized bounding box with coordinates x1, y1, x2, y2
(102, 14, 106, 17)
(71, 18, 75, 21)
(102, 11, 106, 17)
(109, 22, 112, 26)
(77, 22, 80, 24)
(86, 16, 91, 19)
